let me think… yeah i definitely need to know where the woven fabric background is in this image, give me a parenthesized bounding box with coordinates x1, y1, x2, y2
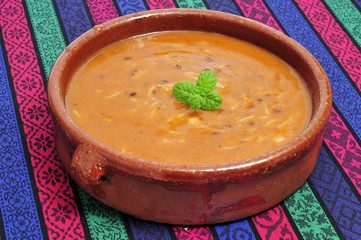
(0, 0, 360, 239)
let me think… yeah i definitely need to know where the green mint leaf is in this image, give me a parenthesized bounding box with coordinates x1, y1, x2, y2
(201, 90, 222, 110)
(189, 86, 208, 109)
(172, 81, 196, 104)
(172, 70, 223, 111)
(196, 70, 217, 91)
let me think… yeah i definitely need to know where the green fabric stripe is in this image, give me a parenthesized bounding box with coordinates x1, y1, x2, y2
(323, 0, 361, 46)
(24, 0, 66, 77)
(284, 182, 339, 239)
(78, 188, 129, 240)
(175, 0, 207, 8)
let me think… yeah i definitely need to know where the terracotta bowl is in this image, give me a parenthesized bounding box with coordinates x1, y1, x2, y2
(47, 9, 332, 225)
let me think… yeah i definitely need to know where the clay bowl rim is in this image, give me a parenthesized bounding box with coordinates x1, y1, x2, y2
(48, 8, 332, 183)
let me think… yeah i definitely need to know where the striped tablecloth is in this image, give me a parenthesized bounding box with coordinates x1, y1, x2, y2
(0, 0, 360, 239)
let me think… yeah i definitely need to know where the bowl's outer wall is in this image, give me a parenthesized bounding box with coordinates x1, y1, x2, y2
(48, 9, 332, 225)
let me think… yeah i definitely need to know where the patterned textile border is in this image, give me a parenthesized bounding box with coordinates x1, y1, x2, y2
(86, 0, 118, 25)
(267, 0, 361, 139)
(295, 0, 361, 91)
(0, 13, 44, 239)
(284, 182, 339, 238)
(324, 108, 361, 194)
(203, 0, 241, 15)
(175, 0, 207, 8)
(235, 0, 282, 31)
(310, 146, 361, 239)
(264, 0, 361, 193)
(295, 0, 361, 194)
(214, 219, 258, 240)
(252, 205, 299, 239)
(53, 0, 92, 43)
(24, 0, 66, 77)
(114, 0, 148, 15)
(145, 0, 177, 9)
(244, 0, 360, 238)
(0, 0, 85, 239)
(127, 216, 174, 239)
(323, 0, 361, 47)
(78, 190, 129, 239)
(234, 1, 303, 237)
(53, 1, 133, 238)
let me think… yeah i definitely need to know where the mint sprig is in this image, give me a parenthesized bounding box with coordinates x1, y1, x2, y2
(172, 70, 222, 110)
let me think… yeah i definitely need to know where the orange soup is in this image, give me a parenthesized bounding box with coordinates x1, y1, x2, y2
(66, 31, 312, 165)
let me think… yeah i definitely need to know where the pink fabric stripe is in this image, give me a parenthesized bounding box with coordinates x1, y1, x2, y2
(235, 0, 282, 31)
(253, 205, 298, 239)
(0, 0, 85, 239)
(145, 0, 176, 10)
(295, 0, 361, 90)
(174, 226, 214, 240)
(234, 1, 299, 238)
(323, 108, 361, 193)
(86, 0, 119, 25)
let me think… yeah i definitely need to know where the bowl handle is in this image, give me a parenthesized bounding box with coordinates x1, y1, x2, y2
(71, 143, 107, 186)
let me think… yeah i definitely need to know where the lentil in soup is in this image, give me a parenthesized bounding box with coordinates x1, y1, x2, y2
(66, 31, 312, 165)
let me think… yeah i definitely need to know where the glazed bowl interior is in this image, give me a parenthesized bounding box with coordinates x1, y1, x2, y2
(48, 9, 332, 183)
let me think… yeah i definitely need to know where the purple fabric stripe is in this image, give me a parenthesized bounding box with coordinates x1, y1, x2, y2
(202, 0, 242, 15)
(54, 0, 93, 42)
(310, 146, 361, 239)
(114, 0, 148, 15)
(215, 219, 257, 240)
(126, 216, 173, 240)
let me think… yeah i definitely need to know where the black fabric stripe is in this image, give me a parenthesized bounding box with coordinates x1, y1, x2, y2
(231, 0, 246, 17)
(322, 142, 361, 204)
(350, 0, 361, 12)
(246, 218, 262, 240)
(51, 0, 70, 46)
(167, 225, 178, 240)
(280, 202, 304, 240)
(291, 0, 361, 98)
(81, 0, 96, 26)
(112, 0, 123, 16)
(173, 0, 180, 8)
(142, 0, 151, 10)
(209, 225, 221, 240)
(0, 12, 49, 240)
(121, 214, 136, 240)
(70, 183, 92, 240)
(201, 0, 211, 10)
(0, 208, 6, 240)
(306, 179, 346, 240)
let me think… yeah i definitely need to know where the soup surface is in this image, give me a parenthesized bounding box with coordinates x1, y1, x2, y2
(66, 31, 312, 165)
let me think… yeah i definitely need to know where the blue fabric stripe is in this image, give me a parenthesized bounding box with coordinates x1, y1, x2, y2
(203, 0, 241, 15)
(264, 0, 361, 139)
(0, 37, 43, 239)
(353, 0, 361, 9)
(54, 0, 93, 43)
(309, 146, 361, 240)
(114, 0, 148, 15)
(126, 216, 173, 240)
(215, 219, 257, 240)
